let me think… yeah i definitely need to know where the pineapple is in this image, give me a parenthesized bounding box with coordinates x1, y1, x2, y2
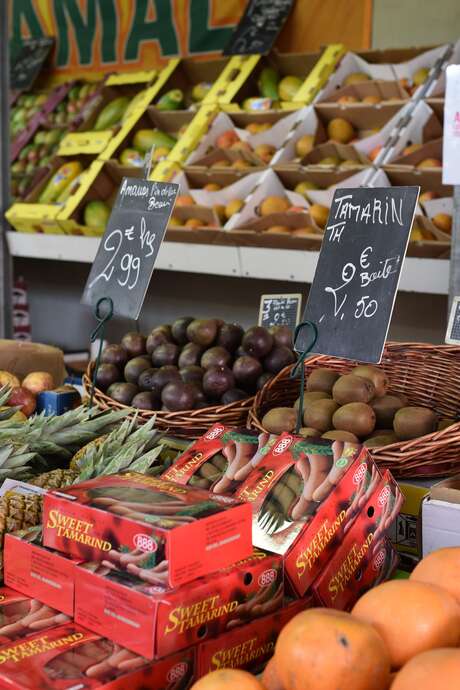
(0, 492, 43, 572)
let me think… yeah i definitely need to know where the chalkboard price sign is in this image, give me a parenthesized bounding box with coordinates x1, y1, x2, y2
(10, 37, 55, 91)
(82, 178, 178, 319)
(259, 293, 302, 330)
(296, 186, 420, 363)
(224, 0, 294, 56)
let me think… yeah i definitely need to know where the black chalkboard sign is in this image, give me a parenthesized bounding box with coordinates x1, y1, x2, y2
(259, 293, 301, 330)
(445, 297, 460, 344)
(82, 178, 178, 319)
(10, 37, 55, 91)
(224, 0, 294, 56)
(296, 186, 420, 363)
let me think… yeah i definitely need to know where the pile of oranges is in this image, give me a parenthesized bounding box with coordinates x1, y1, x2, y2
(191, 547, 460, 690)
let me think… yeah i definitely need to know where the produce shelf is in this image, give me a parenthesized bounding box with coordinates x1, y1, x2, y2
(7, 232, 448, 295)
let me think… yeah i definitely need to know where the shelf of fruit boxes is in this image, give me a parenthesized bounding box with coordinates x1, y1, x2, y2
(6, 231, 448, 295)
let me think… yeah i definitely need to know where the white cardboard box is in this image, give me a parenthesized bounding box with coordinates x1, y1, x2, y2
(422, 476, 460, 555)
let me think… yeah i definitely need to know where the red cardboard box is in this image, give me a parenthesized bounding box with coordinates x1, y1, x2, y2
(0, 623, 195, 689)
(196, 597, 312, 677)
(0, 587, 69, 645)
(42, 472, 252, 588)
(234, 433, 380, 597)
(161, 424, 274, 495)
(74, 549, 283, 659)
(4, 528, 82, 616)
(313, 471, 403, 611)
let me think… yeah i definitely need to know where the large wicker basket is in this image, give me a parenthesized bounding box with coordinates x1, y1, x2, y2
(83, 362, 253, 439)
(248, 342, 460, 478)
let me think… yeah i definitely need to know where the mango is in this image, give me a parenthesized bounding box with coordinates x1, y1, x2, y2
(119, 148, 144, 167)
(191, 82, 212, 102)
(258, 68, 279, 100)
(295, 134, 315, 158)
(84, 201, 111, 229)
(94, 96, 130, 131)
(156, 89, 184, 111)
(278, 75, 302, 101)
(133, 128, 176, 153)
(258, 196, 290, 216)
(344, 72, 370, 86)
(327, 117, 355, 144)
(39, 161, 83, 204)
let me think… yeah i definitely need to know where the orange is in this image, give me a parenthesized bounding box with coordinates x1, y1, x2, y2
(274, 608, 390, 690)
(261, 657, 284, 689)
(392, 648, 460, 690)
(411, 547, 460, 602)
(190, 669, 264, 690)
(352, 580, 460, 668)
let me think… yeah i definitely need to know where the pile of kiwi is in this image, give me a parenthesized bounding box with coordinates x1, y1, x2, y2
(261, 365, 452, 447)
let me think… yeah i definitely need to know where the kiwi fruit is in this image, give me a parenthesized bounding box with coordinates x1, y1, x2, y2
(364, 432, 397, 448)
(332, 402, 376, 437)
(393, 406, 438, 440)
(294, 391, 331, 410)
(371, 394, 406, 428)
(262, 407, 297, 434)
(438, 418, 455, 431)
(322, 430, 359, 443)
(332, 374, 375, 405)
(304, 399, 339, 433)
(306, 368, 340, 394)
(353, 365, 388, 397)
(298, 427, 321, 438)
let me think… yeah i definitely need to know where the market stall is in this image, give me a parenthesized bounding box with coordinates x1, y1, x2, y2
(1, 1, 460, 688)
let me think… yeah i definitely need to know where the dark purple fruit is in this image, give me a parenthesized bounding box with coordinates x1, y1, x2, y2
(263, 345, 296, 374)
(189, 383, 206, 406)
(178, 343, 203, 368)
(217, 323, 244, 353)
(124, 357, 151, 384)
(257, 372, 273, 390)
(95, 363, 120, 391)
(107, 382, 138, 405)
(171, 317, 194, 345)
(221, 388, 248, 404)
(121, 332, 147, 357)
(131, 391, 160, 410)
(203, 366, 235, 400)
(180, 365, 204, 385)
(138, 367, 159, 391)
(146, 328, 171, 354)
(201, 346, 232, 370)
(101, 344, 128, 368)
(242, 326, 273, 358)
(161, 381, 196, 411)
(269, 325, 293, 349)
(233, 355, 263, 391)
(186, 319, 218, 347)
(151, 342, 179, 367)
(235, 345, 246, 358)
(151, 366, 181, 393)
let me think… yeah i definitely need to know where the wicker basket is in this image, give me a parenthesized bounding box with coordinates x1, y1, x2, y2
(83, 363, 253, 439)
(248, 342, 460, 478)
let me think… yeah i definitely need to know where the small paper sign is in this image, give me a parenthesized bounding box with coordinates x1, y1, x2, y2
(296, 186, 420, 363)
(443, 64, 460, 185)
(10, 37, 54, 91)
(82, 177, 178, 319)
(445, 297, 460, 344)
(224, 0, 294, 56)
(259, 294, 301, 330)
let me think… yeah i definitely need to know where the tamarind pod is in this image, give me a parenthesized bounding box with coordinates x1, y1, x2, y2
(225, 618, 244, 630)
(312, 456, 353, 503)
(85, 659, 114, 679)
(211, 453, 227, 471)
(126, 563, 169, 585)
(251, 583, 284, 617)
(198, 462, 222, 481)
(211, 475, 233, 494)
(28, 613, 69, 631)
(270, 483, 296, 509)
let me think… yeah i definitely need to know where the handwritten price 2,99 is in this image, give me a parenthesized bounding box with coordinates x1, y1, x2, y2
(89, 217, 156, 291)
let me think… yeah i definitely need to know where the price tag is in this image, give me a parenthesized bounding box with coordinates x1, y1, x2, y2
(259, 294, 301, 330)
(82, 177, 178, 319)
(445, 297, 460, 344)
(443, 65, 460, 185)
(224, 0, 294, 56)
(296, 187, 420, 363)
(10, 37, 54, 91)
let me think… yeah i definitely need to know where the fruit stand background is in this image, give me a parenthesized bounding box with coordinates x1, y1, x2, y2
(9, 0, 371, 80)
